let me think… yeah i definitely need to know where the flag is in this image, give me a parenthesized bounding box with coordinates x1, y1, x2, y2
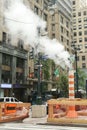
(54, 68, 59, 80)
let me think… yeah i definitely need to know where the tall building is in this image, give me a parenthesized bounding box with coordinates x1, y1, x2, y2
(0, 0, 72, 101)
(72, 0, 87, 71)
(48, 0, 72, 53)
(26, 0, 72, 91)
(0, 0, 29, 101)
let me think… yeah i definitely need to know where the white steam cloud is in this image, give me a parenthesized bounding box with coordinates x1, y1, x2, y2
(4, 0, 71, 69)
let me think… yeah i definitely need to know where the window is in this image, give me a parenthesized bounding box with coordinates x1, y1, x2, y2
(84, 30, 87, 35)
(78, 25, 82, 29)
(84, 37, 87, 42)
(78, 18, 81, 23)
(79, 31, 82, 36)
(73, 39, 77, 43)
(18, 39, 24, 49)
(85, 44, 87, 48)
(34, 6, 38, 14)
(61, 36, 63, 42)
(60, 16, 63, 23)
(2, 70, 11, 83)
(73, 8, 76, 11)
(61, 26, 63, 33)
(16, 58, 24, 68)
(2, 32, 6, 43)
(82, 56, 85, 61)
(2, 54, 11, 66)
(52, 33, 55, 39)
(79, 38, 82, 42)
(52, 15, 55, 21)
(67, 40, 69, 45)
(6, 98, 9, 102)
(74, 32, 77, 36)
(35, 0, 39, 3)
(8, 34, 11, 44)
(43, 13, 47, 21)
(73, 13, 76, 17)
(66, 31, 69, 37)
(84, 24, 87, 28)
(73, 1, 75, 5)
(66, 21, 69, 28)
(83, 11, 86, 16)
(73, 26, 76, 30)
(84, 17, 87, 22)
(82, 63, 86, 68)
(52, 24, 55, 31)
(11, 98, 14, 102)
(78, 12, 81, 16)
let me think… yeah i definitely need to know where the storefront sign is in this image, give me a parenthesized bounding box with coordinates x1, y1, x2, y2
(1, 84, 12, 88)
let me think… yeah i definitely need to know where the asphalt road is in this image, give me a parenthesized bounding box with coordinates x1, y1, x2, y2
(0, 123, 87, 130)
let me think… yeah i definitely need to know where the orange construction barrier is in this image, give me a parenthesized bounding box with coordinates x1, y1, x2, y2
(5, 103, 17, 114)
(67, 70, 78, 118)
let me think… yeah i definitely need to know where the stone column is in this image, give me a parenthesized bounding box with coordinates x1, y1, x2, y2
(12, 56, 16, 84)
(24, 60, 28, 84)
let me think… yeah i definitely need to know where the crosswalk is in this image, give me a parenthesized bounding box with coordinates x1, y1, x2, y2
(0, 123, 87, 130)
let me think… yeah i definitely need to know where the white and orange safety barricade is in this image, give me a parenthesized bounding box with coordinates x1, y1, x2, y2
(67, 70, 78, 118)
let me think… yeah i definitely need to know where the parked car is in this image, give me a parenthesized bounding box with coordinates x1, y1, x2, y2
(0, 97, 22, 103)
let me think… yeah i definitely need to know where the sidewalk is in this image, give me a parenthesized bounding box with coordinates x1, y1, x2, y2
(23, 108, 47, 125)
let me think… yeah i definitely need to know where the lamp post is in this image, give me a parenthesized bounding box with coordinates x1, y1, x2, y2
(36, 1, 56, 104)
(71, 44, 81, 95)
(74, 48, 78, 93)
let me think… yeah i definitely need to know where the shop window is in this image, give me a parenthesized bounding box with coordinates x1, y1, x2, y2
(16, 58, 24, 68)
(2, 54, 11, 66)
(2, 70, 11, 83)
(16, 72, 24, 84)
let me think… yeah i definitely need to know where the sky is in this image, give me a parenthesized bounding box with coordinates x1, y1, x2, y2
(4, 0, 72, 69)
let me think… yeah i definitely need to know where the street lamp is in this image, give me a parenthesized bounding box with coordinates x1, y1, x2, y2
(71, 44, 81, 94)
(36, 1, 56, 104)
(74, 47, 78, 93)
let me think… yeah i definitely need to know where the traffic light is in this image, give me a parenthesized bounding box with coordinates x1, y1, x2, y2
(29, 48, 34, 59)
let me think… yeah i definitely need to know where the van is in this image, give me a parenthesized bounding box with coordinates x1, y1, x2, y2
(0, 97, 22, 103)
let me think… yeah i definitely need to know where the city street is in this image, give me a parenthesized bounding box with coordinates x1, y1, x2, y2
(0, 122, 87, 130)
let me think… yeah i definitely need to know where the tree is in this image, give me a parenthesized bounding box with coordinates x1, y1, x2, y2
(56, 72, 68, 97)
(78, 68, 87, 90)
